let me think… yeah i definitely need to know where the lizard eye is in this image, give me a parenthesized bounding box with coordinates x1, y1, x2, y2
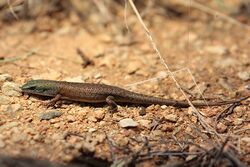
(27, 86, 37, 90)
(21, 85, 37, 90)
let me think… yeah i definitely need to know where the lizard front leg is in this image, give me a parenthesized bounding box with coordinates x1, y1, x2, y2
(44, 94, 62, 108)
(106, 96, 118, 112)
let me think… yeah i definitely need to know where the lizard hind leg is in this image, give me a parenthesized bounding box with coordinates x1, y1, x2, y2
(106, 96, 118, 112)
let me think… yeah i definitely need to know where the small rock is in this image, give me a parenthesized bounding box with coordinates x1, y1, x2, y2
(138, 107, 146, 116)
(234, 118, 243, 125)
(98, 34, 112, 43)
(185, 126, 192, 133)
(205, 45, 228, 55)
(126, 61, 141, 74)
(118, 118, 138, 128)
(0, 95, 11, 105)
(67, 115, 76, 122)
(150, 130, 163, 138)
(117, 137, 129, 147)
(160, 124, 174, 132)
(0, 139, 5, 148)
(190, 116, 197, 123)
(56, 26, 71, 35)
(51, 133, 64, 140)
(216, 122, 227, 133)
(23, 21, 36, 33)
(161, 105, 168, 109)
(33, 134, 43, 141)
(186, 145, 199, 161)
(1, 82, 22, 96)
(0, 122, 19, 131)
(199, 108, 217, 117)
(156, 70, 168, 78)
(62, 155, 74, 162)
(192, 82, 209, 96)
(164, 114, 178, 122)
(39, 110, 63, 120)
(53, 123, 61, 128)
(0, 74, 12, 82)
(237, 71, 250, 81)
(95, 133, 106, 143)
(50, 119, 59, 124)
(218, 77, 234, 91)
(241, 137, 250, 144)
(82, 141, 96, 152)
(93, 73, 103, 79)
(245, 84, 250, 90)
(215, 58, 238, 68)
(138, 119, 151, 129)
(6, 104, 22, 113)
(88, 128, 96, 132)
(87, 116, 97, 122)
(187, 107, 194, 115)
(12, 132, 27, 143)
(93, 109, 105, 120)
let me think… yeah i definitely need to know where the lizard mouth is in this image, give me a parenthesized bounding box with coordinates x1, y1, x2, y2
(21, 85, 44, 95)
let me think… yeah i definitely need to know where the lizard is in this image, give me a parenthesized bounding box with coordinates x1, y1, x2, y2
(21, 79, 249, 111)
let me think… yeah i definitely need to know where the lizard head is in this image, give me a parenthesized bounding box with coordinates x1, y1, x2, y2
(21, 80, 59, 96)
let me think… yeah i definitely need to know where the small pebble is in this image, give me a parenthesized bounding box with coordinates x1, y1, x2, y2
(187, 107, 194, 115)
(237, 71, 250, 81)
(0, 122, 19, 131)
(126, 61, 141, 74)
(88, 128, 96, 132)
(218, 78, 234, 91)
(186, 145, 199, 161)
(160, 124, 174, 132)
(0, 95, 11, 105)
(205, 45, 228, 55)
(39, 110, 63, 120)
(214, 58, 238, 68)
(190, 116, 197, 123)
(33, 134, 42, 141)
(161, 105, 167, 109)
(0, 139, 5, 148)
(245, 84, 250, 90)
(216, 122, 227, 133)
(137, 119, 151, 129)
(12, 132, 27, 143)
(93, 109, 105, 120)
(150, 130, 163, 138)
(234, 118, 243, 125)
(53, 123, 61, 128)
(6, 104, 22, 113)
(138, 107, 146, 116)
(241, 137, 250, 144)
(0, 74, 12, 82)
(118, 118, 138, 128)
(164, 114, 178, 122)
(67, 115, 76, 122)
(51, 133, 64, 140)
(94, 73, 102, 79)
(1, 82, 22, 96)
(117, 137, 129, 147)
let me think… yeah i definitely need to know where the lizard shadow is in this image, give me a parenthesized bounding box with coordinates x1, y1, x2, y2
(26, 94, 154, 109)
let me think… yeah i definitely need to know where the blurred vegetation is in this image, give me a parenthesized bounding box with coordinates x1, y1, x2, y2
(0, 0, 248, 20)
(0, 0, 248, 30)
